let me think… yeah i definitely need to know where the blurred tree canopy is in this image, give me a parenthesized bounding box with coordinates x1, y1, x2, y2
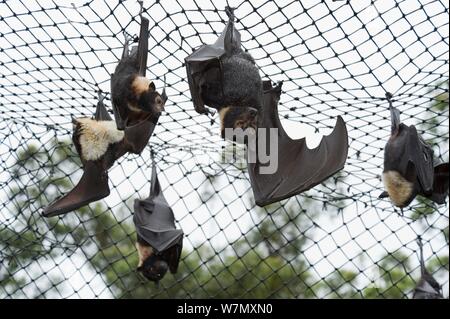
(0, 81, 448, 298)
(0, 138, 433, 299)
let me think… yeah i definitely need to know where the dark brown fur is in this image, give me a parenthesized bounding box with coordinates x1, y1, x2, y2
(220, 106, 257, 140)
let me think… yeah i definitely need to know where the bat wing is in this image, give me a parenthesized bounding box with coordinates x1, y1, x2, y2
(123, 115, 158, 154)
(404, 125, 434, 194)
(94, 93, 112, 121)
(133, 205, 184, 254)
(428, 162, 449, 204)
(413, 273, 443, 299)
(385, 96, 433, 195)
(43, 161, 110, 217)
(133, 163, 184, 255)
(185, 7, 241, 114)
(111, 34, 130, 130)
(136, 16, 149, 76)
(248, 82, 348, 206)
(185, 43, 225, 114)
(111, 12, 149, 129)
(163, 236, 183, 274)
(44, 95, 114, 217)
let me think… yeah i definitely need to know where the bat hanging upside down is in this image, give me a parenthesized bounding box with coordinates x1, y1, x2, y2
(379, 92, 449, 209)
(413, 237, 443, 299)
(43, 93, 160, 217)
(133, 161, 183, 282)
(111, 0, 167, 130)
(185, 6, 262, 142)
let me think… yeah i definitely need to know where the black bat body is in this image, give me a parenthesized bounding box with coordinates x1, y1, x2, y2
(133, 162, 183, 282)
(43, 94, 159, 217)
(413, 238, 443, 299)
(380, 93, 449, 208)
(185, 7, 262, 140)
(248, 81, 349, 207)
(111, 3, 167, 130)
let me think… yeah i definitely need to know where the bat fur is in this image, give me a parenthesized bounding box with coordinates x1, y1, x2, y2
(74, 118, 124, 161)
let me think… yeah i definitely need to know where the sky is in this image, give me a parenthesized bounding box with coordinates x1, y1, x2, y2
(0, 0, 449, 298)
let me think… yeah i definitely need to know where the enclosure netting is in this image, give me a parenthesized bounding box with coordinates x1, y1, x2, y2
(0, 0, 449, 299)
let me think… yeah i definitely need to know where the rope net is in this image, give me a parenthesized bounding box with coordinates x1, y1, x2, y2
(0, 0, 448, 298)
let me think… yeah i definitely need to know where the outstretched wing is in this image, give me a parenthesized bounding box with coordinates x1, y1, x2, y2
(43, 161, 110, 217)
(248, 82, 349, 207)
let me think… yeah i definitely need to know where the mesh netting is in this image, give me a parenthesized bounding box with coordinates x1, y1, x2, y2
(0, 0, 448, 298)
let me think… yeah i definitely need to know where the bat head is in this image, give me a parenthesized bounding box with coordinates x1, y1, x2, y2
(137, 254, 169, 282)
(220, 106, 258, 142)
(131, 76, 168, 116)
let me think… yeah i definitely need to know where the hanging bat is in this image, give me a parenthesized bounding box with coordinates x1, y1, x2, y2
(111, 1, 167, 130)
(134, 160, 183, 282)
(379, 92, 449, 208)
(247, 81, 349, 207)
(43, 93, 159, 217)
(413, 237, 443, 299)
(185, 6, 262, 141)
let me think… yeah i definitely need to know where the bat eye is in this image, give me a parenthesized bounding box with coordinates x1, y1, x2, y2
(248, 108, 257, 117)
(156, 97, 163, 105)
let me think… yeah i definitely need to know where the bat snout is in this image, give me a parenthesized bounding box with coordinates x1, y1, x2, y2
(154, 96, 165, 113)
(139, 257, 169, 282)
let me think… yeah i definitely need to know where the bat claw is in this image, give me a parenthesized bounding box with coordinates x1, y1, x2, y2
(97, 91, 105, 103)
(138, 0, 144, 17)
(225, 6, 235, 20)
(161, 75, 168, 104)
(275, 81, 283, 92)
(206, 107, 216, 117)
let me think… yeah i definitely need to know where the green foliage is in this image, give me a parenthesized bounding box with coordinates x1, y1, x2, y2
(365, 252, 415, 299)
(2, 79, 448, 300)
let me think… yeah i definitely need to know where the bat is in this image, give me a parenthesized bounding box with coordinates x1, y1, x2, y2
(379, 92, 449, 208)
(43, 93, 159, 217)
(134, 159, 183, 282)
(413, 237, 443, 299)
(185, 6, 262, 141)
(247, 81, 349, 207)
(111, 1, 167, 130)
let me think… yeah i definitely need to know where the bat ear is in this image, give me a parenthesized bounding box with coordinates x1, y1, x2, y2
(378, 191, 389, 199)
(149, 81, 156, 92)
